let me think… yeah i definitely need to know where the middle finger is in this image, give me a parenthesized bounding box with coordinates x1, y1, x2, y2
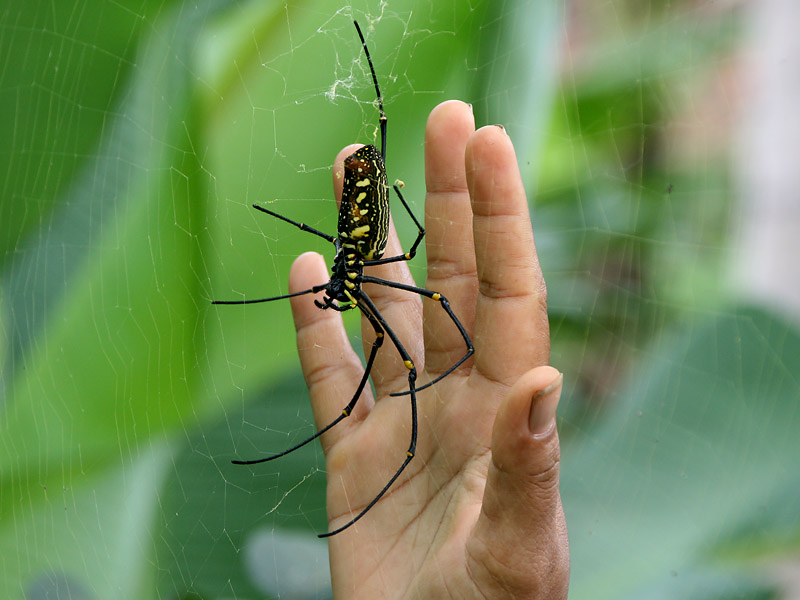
(421, 100, 478, 377)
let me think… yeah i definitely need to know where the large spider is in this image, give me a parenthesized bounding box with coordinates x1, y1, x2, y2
(214, 20, 473, 537)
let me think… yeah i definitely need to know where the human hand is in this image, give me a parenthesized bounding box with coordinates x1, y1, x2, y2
(288, 100, 569, 599)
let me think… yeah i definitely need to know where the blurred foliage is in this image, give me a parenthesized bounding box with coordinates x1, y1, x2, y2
(563, 305, 799, 599)
(1, 0, 798, 599)
(541, 2, 739, 419)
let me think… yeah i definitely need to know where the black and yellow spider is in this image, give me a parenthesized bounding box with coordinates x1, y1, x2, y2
(214, 20, 473, 537)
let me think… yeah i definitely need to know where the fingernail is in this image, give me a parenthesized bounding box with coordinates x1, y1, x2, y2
(466, 102, 474, 113)
(529, 371, 563, 436)
(493, 124, 507, 135)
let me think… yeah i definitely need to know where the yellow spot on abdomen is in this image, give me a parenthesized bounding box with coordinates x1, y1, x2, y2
(351, 224, 370, 238)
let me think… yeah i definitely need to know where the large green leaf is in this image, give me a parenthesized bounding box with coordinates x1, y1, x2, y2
(1, 1, 235, 596)
(0, 0, 183, 264)
(563, 306, 800, 599)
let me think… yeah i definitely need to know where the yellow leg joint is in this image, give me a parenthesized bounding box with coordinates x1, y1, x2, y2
(404, 360, 414, 370)
(406, 451, 414, 458)
(432, 293, 441, 301)
(342, 408, 350, 416)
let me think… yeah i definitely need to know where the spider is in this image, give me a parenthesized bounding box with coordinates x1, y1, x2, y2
(214, 20, 473, 538)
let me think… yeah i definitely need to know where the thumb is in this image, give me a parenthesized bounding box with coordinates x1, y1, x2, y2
(488, 365, 563, 512)
(470, 366, 569, 597)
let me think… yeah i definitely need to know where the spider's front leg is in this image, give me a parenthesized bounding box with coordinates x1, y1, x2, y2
(252, 204, 336, 243)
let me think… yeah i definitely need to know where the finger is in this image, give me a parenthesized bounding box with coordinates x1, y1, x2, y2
(422, 100, 477, 376)
(466, 125, 549, 386)
(470, 366, 569, 598)
(289, 252, 373, 453)
(332, 145, 424, 396)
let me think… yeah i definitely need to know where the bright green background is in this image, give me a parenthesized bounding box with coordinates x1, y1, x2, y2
(2, 1, 797, 598)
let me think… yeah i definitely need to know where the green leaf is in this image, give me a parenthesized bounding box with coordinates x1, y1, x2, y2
(0, 0, 184, 264)
(1, 1, 237, 596)
(563, 306, 800, 599)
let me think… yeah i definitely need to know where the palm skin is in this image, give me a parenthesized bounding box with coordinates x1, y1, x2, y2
(287, 100, 569, 599)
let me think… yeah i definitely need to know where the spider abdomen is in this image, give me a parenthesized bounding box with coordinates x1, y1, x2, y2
(337, 144, 389, 262)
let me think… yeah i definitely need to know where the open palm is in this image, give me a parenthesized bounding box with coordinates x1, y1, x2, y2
(287, 101, 568, 599)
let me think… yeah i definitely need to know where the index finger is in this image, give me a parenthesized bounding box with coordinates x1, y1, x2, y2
(466, 125, 549, 385)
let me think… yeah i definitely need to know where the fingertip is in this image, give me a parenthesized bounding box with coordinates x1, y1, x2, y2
(289, 251, 328, 292)
(492, 366, 562, 472)
(465, 124, 514, 172)
(468, 122, 512, 150)
(425, 100, 476, 193)
(334, 144, 363, 171)
(465, 125, 527, 221)
(288, 252, 329, 328)
(427, 99, 474, 130)
(469, 122, 508, 156)
(333, 144, 364, 206)
(529, 367, 563, 436)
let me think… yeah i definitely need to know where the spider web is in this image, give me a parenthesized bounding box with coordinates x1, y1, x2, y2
(2, 1, 799, 599)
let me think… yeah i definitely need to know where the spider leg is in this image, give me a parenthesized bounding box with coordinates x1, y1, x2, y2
(231, 302, 384, 466)
(212, 201, 337, 306)
(252, 204, 336, 243)
(358, 275, 473, 395)
(361, 184, 425, 267)
(353, 20, 386, 161)
(319, 289, 418, 538)
(212, 283, 328, 306)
